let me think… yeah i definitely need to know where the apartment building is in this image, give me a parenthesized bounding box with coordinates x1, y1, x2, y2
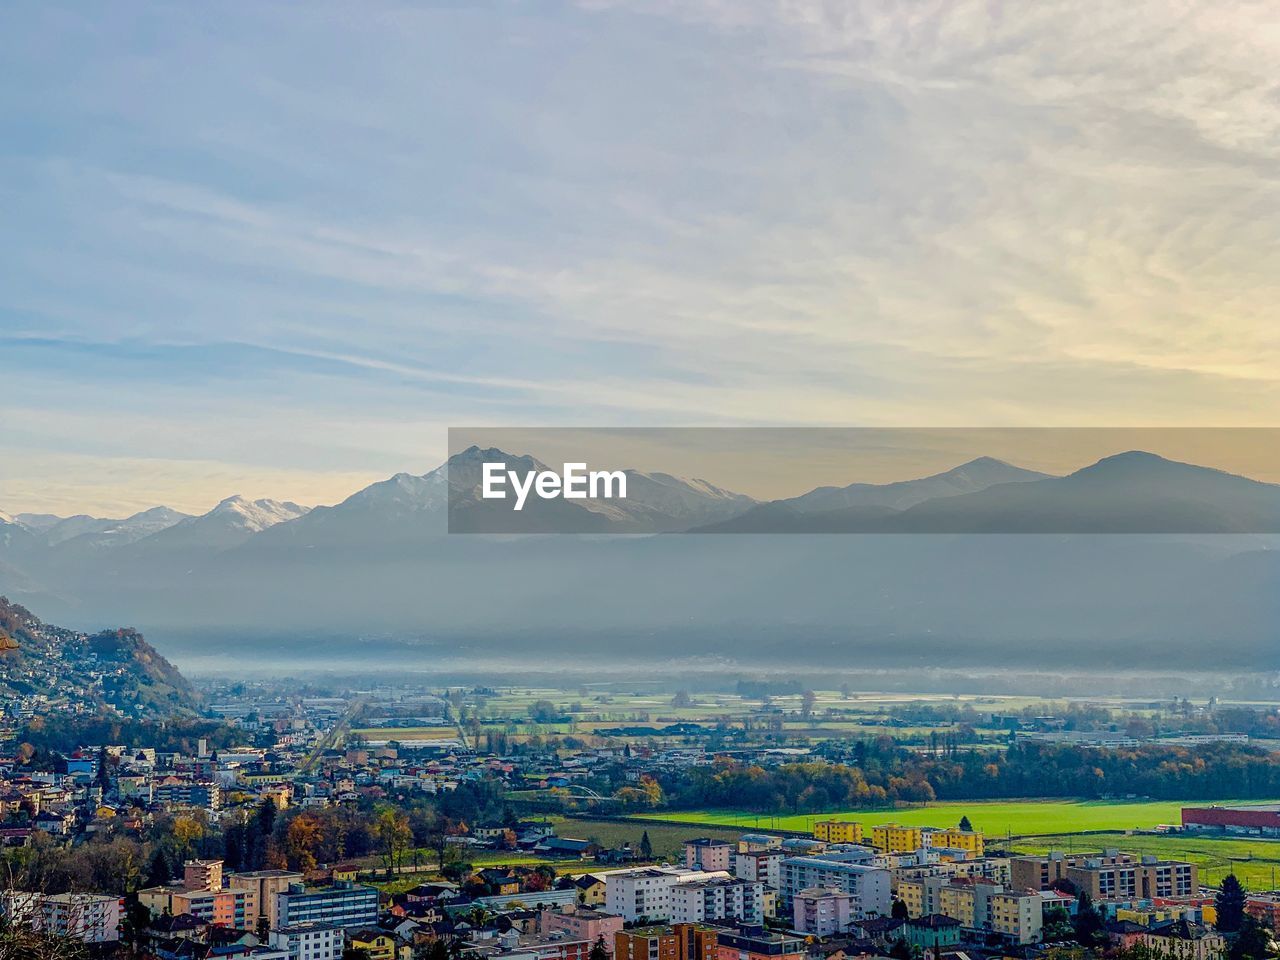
(733, 851, 782, 891)
(228, 868, 306, 928)
(1, 892, 124, 944)
(540, 904, 625, 949)
(922, 829, 985, 858)
(779, 855, 890, 916)
(813, 820, 863, 844)
(990, 891, 1043, 944)
(1010, 851, 1197, 900)
(792, 888, 854, 936)
(605, 867, 719, 921)
(670, 877, 765, 925)
(684, 839, 735, 872)
(871, 825, 922, 854)
(615, 923, 719, 960)
(274, 880, 379, 931)
(269, 921, 343, 960)
(712, 924, 806, 960)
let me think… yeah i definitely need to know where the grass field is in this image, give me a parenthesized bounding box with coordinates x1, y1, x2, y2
(634, 799, 1280, 838)
(1010, 832, 1280, 890)
(552, 816, 752, 860)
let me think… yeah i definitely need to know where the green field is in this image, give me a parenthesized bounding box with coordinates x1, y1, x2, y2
(635, 799, 1280, 838)
(552, 816, 752, 860)
(1011, 833, 1280, 890)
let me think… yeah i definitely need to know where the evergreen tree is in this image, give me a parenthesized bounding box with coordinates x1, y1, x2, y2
(1217, 874, 1247, 934)
(891, 899, 909, 920)
(639, 830, 652, 859)
(1072, 891, 1107, 948)
(1228, 916, 1271, 960)
(958, 815, 973, 832)
(590, 936, 611, 960)
(145, 847, 171, 887)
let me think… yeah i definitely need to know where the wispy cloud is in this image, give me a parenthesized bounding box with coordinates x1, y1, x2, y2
(1, 0, 1277, 514)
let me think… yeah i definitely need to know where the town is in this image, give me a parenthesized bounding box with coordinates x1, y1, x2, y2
(4, 668, 1280, 960)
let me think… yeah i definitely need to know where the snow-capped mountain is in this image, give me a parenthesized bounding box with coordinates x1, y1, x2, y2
(139, 496, 310, 550)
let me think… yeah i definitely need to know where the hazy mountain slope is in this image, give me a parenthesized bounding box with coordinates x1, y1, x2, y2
(0, 595, 198, 714)
(785, 456, 1052, 513)
(884, 451, 1280, 533)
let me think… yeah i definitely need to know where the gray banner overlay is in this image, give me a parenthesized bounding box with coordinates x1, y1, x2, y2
(446, 427, 1280, 534)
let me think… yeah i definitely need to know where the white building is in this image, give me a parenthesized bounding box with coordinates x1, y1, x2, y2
(779, 855, 891, 917)
(604, 867, 722, 921)
(270, 921, 344, 960)
(734, 850, 783, 890)
(670, 876, 765, 925)
(1, 892, 124, 943)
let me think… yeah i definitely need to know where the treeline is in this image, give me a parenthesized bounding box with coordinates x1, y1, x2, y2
(656, 741, 1280, 812)
(16, 714, 244, 756)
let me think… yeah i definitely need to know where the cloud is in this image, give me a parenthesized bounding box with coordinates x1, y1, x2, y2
(1, 0, 1277, 513)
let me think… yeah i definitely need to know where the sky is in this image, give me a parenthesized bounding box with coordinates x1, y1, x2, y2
(2, 1, 1278, 517)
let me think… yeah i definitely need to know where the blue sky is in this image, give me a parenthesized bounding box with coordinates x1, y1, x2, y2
(2, 1, 1278, 515)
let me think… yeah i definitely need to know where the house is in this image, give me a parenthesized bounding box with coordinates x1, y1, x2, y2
(902, 915, 962, 953)
(349, 928, 398, 960)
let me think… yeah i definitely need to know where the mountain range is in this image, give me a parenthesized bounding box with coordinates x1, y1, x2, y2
(1, 448, 1277, 674)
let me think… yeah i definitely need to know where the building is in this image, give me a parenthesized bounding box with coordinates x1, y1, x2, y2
(153, 778, 221, 811)
(779, 855, 889, 916)
(541, 904, 624, 948)
(733, 851, 782, 891)
(1246, 894, 1280, 932)
(1139, 919, 1226, 960)
(274, 880, 379, 931)
(870, 825, 922, 854)
(1, 892, 124, 944)
(269, 921, 343, 960)
(903, 915, 962, 953)
(922, 829, 984, 858)
(685, 839, 735, 873)
(671, 877, 765, 925)
(229, 869, 306, 928)
(991, 891, 1042, 944)
(1010, 851, 1198, 900)
(793, 888, 854, 936)
(615, 923, 719, 960)
(813, 821, 863, 845)
(1183, 804, 1280, 836)
(349, 928, 397, 960)
(605, 867, 715, 921)
(712, 923, 805, 960)
(138, 883, 254, 928)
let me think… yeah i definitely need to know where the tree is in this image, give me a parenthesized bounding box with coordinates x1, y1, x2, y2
(1043, 906, 1074, 942)
(1229, 916, 1271, 960)
(590, 937, 610, 960)
(672, 690, 693, 708)
(958, 815, 973, 832)
(1072, 891, 1107, 948)
(373, 805, 413, 876)
(286, 813, 324, 872)
(639, 831, 653, 860)
(145, 847, 171, 887)
(891, 898, 909, 920)
(801, 690, 817, 721)
(530, 700, 559, 724)
(1217, 874, 1247, 934)
(888, 937, 917, 960)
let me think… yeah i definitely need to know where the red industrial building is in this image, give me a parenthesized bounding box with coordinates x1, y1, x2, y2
(1182, 805, 1280, 835)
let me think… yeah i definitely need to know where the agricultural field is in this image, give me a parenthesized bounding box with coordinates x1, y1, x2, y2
(1010, 833, 1280, 890)
(351, 725, 458, 739)
(634, 798, 1280, 838)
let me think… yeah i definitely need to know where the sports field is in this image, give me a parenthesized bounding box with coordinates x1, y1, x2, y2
(633, 798, 1280, 837)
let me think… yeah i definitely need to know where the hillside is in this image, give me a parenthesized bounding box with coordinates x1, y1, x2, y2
(0, 597, 199, 717)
